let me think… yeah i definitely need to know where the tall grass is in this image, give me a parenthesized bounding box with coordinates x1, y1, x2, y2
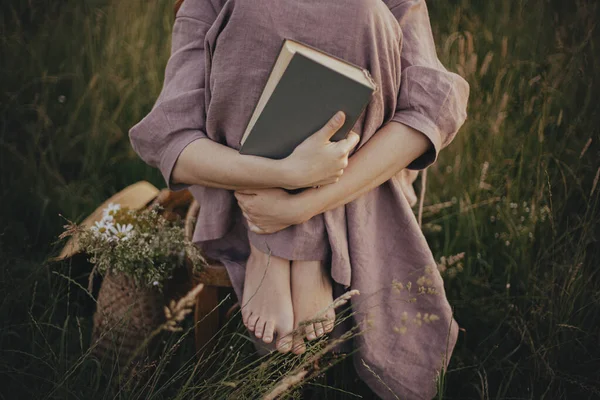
(427, 0, 600, 398)
(1, 0, 599, 398)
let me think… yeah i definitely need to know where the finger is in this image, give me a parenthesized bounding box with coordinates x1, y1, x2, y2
(242, 211, 253, 223)
(314, 178, 337, 187)
(336, 131, 360, 153)
(237, 201, 251, 215)
(234, 192, 255, 202)
(249, 222, 265, 234)
(236, 191, 257, 197)
(314, 111, 346, 142)
(316, 175, 341, 185)
(234, 194, 246, 203)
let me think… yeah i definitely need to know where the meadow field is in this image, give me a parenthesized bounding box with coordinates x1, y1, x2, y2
(1, 0, 599, 398)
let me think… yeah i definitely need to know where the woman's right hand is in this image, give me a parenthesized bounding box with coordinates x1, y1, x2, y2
(280, 111, 360, 190)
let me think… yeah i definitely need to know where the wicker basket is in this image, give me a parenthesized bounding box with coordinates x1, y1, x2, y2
(56, 181, 234, 366)
(91, 272, 165, 368)
(87, 186, 194, 369)
(52, 182, 192, 369)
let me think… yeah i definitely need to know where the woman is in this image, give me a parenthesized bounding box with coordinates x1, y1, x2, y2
(129, 0, 469, 398)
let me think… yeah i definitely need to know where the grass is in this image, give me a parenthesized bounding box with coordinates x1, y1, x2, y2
(1, 0, 599, 398)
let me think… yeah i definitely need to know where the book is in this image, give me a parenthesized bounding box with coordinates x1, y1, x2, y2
(239, 38, 377, 159)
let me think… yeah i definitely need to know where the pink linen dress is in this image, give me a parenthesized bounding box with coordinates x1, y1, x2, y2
(129, 1, 469, 398)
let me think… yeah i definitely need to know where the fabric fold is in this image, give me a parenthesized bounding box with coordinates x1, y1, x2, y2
(385, 0, 469, 170)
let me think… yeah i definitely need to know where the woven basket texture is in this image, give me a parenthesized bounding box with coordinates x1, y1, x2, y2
(91, 272, 165, 367)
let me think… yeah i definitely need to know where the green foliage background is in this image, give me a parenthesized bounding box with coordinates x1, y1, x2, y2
(0, 0, 599, 398)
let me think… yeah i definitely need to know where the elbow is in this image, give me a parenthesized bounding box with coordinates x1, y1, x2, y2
(438, 73, 470, 149)
(128, 118, 161, 169)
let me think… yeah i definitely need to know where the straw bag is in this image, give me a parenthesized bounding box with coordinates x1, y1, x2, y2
(56, 182, 197, 367)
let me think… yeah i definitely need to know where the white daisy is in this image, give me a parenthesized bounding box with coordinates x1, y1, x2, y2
(110, 223, 134, 241)
(102, 203, 121, 220)
(91, 220, 114, 239)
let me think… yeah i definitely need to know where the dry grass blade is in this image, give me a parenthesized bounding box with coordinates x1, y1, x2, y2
(262, 370, 308, 400)
(298, 290, 360, 328)
(591, 167, 600, 197)
(57, 214, 84, 240)
(361, 359, 400, 400)
(164, 283, 205, 332)
(579, 138, 592, 159)
(330, 289, 360, 310)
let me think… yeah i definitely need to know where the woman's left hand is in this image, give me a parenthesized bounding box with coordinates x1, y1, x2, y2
(234, 188, 310, 234)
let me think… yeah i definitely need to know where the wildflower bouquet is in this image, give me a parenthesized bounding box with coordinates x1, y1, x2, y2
(71, 202, 204, 290)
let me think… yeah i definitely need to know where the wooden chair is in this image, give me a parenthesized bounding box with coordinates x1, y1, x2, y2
(184, 199, 235, 352)
(150, 187, 235, 351)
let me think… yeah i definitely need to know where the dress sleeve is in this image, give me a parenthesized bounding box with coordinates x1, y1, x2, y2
(385, 0, 470, 170)
(129, 1, 220, 190)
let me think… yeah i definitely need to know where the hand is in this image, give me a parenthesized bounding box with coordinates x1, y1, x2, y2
(280, 111, 360, 190)
(234, 188, 310, 234)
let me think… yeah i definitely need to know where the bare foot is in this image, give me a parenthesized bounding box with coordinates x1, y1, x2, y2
(242, 243, 294, 353)
(290, 260, 336, 354)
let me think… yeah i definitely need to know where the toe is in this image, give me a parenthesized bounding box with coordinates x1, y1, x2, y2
(247, 314, 259, 332)
(315, 322, 325, 338)
(262, 320, 275, 344)
(292, 333, 306, 354)
(276, 331, 293, 353)
(324, 318, 335, 333)
(324, 311, 335, 333)
(254, 318, 266, 339)
(305, 323, 317, 341)
(242, 310, 250, 326)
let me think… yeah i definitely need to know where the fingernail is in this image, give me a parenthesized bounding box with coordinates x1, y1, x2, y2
(333, 111, 343, 123)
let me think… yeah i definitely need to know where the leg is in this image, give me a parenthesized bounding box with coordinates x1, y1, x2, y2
(290, 260, 336, 354)
(241, 242, 294, 353)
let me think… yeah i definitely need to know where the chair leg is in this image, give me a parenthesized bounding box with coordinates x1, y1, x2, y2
(225, 302, 240, 321)
(194, 285, 220, 353)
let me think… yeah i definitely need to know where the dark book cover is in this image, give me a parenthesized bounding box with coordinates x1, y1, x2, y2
(239, 51, 375, 160)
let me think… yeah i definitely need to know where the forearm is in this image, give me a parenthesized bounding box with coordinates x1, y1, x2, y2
(296, 121, 430, 218)
(171, 138, 289, 190)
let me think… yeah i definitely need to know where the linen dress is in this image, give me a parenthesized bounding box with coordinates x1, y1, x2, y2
(129, 0, 469, 398)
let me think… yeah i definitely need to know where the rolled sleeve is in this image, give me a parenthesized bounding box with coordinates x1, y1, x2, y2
(129, 6, 216, 190)
(385, 0, 470, 170)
